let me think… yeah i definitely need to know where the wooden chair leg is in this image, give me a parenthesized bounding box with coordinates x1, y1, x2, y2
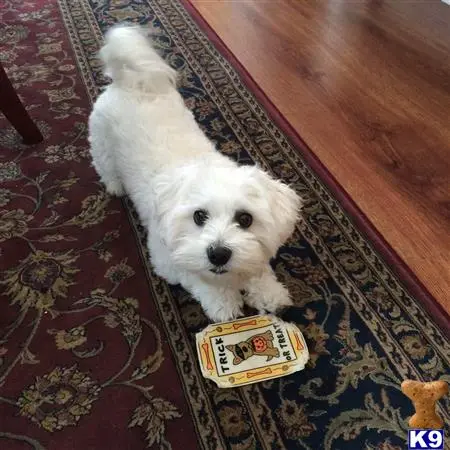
(0, 62, 43, 145)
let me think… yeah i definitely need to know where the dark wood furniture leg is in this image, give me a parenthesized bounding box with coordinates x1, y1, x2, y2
(0, 62, 43, 145)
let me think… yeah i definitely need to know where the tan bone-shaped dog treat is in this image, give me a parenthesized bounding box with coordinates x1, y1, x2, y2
(401, 380, 448, 429)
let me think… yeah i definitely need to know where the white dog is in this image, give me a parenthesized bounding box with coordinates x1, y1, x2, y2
(88, 25, 302, 322)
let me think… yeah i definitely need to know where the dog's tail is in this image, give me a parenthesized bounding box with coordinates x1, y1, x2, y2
(100, 24, 177, 93)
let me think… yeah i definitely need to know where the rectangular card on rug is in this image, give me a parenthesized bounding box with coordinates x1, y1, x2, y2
(196, 315, 309, 388)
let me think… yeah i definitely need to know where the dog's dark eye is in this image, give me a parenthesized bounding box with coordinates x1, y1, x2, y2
(235, 211, 253, 229)
(193, 209, 208, 226)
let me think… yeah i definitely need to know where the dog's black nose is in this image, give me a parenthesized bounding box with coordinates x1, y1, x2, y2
(207, 246, 232, 266)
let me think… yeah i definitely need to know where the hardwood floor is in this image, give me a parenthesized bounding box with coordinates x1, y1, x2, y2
(191, 0, 450, 314)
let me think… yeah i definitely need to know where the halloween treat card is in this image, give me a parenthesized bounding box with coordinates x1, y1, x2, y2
(196, 315, 309, 388)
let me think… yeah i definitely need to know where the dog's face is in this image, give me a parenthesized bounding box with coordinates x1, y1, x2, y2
(155, 161, 301, 279)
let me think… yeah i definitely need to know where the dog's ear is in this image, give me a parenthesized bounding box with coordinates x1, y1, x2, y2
(153, 167, 188, 219)
(258, 170, 302, 252)
(152, 165, 197, 245)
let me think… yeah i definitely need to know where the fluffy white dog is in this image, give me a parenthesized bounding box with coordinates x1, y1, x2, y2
(88, 25, 302, 322)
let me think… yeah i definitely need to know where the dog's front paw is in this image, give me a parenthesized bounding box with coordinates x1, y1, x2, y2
(204, 300, 244, 323)
(188, 282, 244, 323)
(245, 279, 292, 315)
(104, 180, 125, 197)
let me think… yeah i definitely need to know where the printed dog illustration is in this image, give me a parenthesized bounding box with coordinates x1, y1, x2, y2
(226, 330, 280, 365)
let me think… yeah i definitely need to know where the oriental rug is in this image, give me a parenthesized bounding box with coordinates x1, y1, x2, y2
(0, 0, 449, 449)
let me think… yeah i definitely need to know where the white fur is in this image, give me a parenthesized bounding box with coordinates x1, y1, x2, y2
(88, 25, 302, 322)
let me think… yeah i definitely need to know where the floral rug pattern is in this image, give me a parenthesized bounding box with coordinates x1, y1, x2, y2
(0, 0, 449, 449)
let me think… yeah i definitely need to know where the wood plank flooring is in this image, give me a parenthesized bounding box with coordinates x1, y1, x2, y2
(191, 0, 450, 314)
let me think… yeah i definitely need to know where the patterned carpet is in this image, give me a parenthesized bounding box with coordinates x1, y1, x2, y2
(0, 0, 449, 449)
